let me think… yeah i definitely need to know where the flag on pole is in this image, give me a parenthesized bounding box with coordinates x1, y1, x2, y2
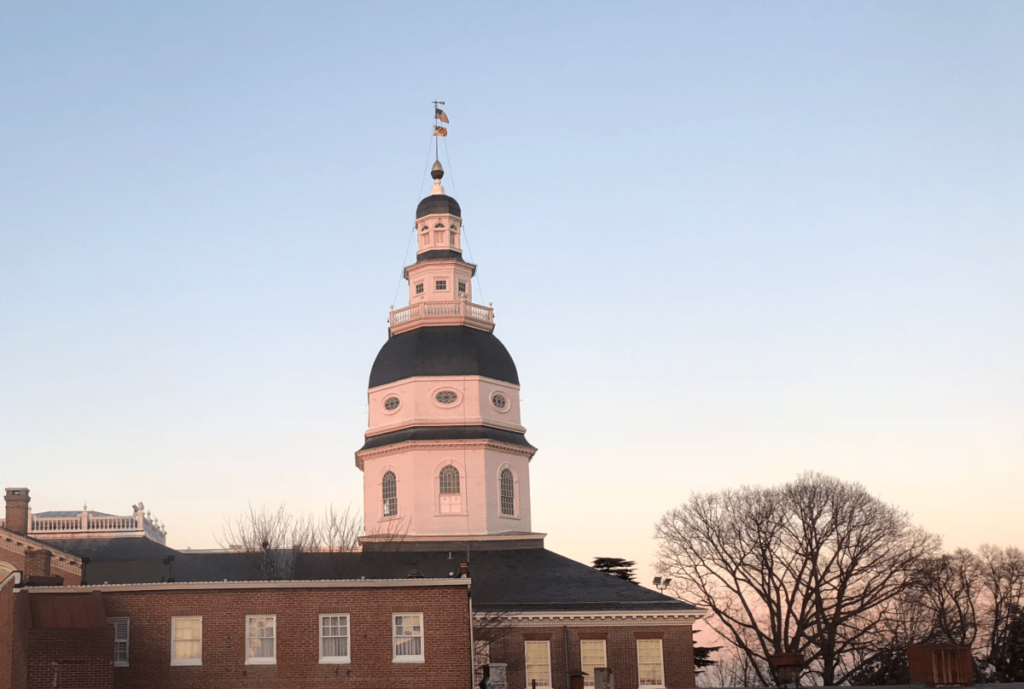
(434, 125, 448, 137)
(435, 108, 449, 124)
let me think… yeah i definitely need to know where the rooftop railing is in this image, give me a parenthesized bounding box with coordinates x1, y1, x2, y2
(389, 300, 494, 334)
(0, 504, 167, 544)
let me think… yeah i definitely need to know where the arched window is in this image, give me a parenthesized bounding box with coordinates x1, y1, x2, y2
(439, 465, 461, 514)
(500, 468, 515, 516)
(382, 471, 398, 517)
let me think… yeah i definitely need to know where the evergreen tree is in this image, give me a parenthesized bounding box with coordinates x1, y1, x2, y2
(591, 557, 637, 583)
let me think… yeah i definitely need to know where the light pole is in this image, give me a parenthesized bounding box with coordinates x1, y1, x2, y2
(652, 576, 673, 594)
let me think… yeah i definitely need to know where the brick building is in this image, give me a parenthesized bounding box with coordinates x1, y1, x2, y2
(2, 131, 706, 688)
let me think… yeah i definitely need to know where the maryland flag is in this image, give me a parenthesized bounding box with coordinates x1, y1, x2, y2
(434, 125, 448, 137)
(435, 108, 449, 124)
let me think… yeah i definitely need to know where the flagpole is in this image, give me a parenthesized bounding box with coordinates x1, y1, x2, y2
(432, 99, 445, 160)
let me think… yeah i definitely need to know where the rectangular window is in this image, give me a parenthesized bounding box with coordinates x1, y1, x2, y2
(246, 615, 276, 665)
(107, 617, 129, 667)
(392, 613, 424, 662)
(637, 639, 665, 687)
(319, 614, 350, 664)
(458, 281, 466, 293)
(525, 640, 552, 688)
(435, 280, 447, 291)
(171, 616, 202, 666)
(415, 283, 424, 294)
(581, 639, 607, 687)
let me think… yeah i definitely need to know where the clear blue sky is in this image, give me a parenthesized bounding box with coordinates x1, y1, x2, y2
(2, 2, 1022, 580)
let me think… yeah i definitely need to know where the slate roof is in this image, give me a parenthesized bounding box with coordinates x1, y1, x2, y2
(369, 326, 520, 388)
(55, 538, 696, 613)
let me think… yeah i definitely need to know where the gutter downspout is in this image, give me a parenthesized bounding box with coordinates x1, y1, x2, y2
(469, 580, 476, 689)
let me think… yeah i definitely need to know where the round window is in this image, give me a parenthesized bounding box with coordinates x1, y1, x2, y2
(435, 390, 458, 405)
(383, 396, 400, 411)
(491, 392, 508, 410)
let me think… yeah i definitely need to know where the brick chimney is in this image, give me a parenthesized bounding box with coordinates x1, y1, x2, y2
(24, 548, 52, 578)
(4, 487, 30, 535)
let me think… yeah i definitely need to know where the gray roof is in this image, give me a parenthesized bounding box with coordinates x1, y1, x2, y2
(53, 538, 695, 613)
(34, 510, 114, 518)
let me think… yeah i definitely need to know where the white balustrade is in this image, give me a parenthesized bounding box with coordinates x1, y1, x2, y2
(2, 510, 168, 544)
(389, 300, 494, 330)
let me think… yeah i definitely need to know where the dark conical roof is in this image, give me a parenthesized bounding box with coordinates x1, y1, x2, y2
(416, 194, 461, 219)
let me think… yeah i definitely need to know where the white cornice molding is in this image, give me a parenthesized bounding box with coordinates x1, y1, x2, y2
(25, 578, 472, 594)
(356, 438, 536, 466)
(370, 375, 521, 394)
(474, 609, 706, 627)
(368, 417, 527, 437)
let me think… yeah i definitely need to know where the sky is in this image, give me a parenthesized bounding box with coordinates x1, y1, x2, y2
(1, 2, 1022, 590)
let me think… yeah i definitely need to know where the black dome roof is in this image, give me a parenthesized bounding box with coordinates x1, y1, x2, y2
(416, 194, 462, 219)
(369, 326, 519, 389)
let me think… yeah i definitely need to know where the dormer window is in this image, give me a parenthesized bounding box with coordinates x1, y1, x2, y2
(435, 280, 447, 291)
(415, 283, 424, 294)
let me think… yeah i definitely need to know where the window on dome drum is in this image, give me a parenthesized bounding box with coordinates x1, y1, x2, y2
(439, 465, 461, 513)
(500, 468, 515, 516)
(435, 390, 458, 405)
(319, 614, 350, 664)
(415, 283, 424, 294)
(171, 617, 201, 666)
(435, 280, 447, 291)
(107, 617, 129, 667)
(491, 392, 508, 410)
(246, 615, 276, 664)
(384, 396, 400, 411)
(637, 639, 666, 687)
(392, 613, 424, 662)
(525, 640, 552, 688)
(581, 640, 607, 687)
(458, 281, 466, 293)
(383, 471, 398, 517)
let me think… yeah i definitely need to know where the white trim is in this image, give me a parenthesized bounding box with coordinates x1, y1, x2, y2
(636, 638, 666, 688)
(524, 639, 553, 689)
(392, 612, 425, 663)
(474, 609, 705, 626)
(245, 614, 277, 665)
(498, 463, 519, 518)
(381, 394, 403, 415)
(22, 578, 471, 593)
(430, 386, 463, 409)
(369, 374, 520, 394)
(107, 616, 130, 667)
(170, 616, 202, 666)
(580, 639, 607, 688)
(318, 613, 352, 664)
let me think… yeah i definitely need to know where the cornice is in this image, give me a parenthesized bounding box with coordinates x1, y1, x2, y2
(0, 528, 84, 575)
(356, 438, 536, 467)
(474, 610, 706, 627)
(370, 375, 521, 394)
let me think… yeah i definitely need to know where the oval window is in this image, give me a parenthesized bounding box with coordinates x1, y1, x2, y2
(383, 396, 401, 411)
(491, 392, 508, 410)
(435, 390, 458, 405)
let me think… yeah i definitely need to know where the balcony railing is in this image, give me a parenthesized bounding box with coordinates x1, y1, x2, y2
(0, 506, 167, 544)
(389, 300, 494, 334)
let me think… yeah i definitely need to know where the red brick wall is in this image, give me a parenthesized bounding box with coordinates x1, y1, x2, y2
(25, 629, 114, 689)
(488, 624, 696, 689)
(100, 585, 471, 689)
(1, 576, 16, 689)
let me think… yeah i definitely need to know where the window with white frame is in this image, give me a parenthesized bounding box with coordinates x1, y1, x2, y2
(383, 470, 398, 517)
(171, 616, 202, 666)
(439, 465, 461, 513)
(392, 613, 424, 662)
(246, 615, 276, 664)
(500, 467, 515, 516)
(637, 639, 666, 687)
(319, 614, 350, 663)
(107, 617, 129, 667)
(581, 640, 607, 687)
(525, 640, 552, 688)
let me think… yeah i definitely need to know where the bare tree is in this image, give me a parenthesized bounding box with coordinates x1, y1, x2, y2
(654, 472, 940, 686)
(218, 502, 363, 579)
